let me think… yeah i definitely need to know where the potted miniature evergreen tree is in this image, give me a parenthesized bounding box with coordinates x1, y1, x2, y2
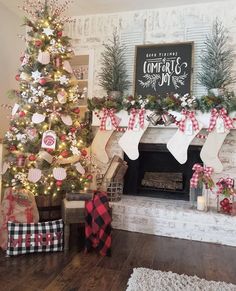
(98, 30, 130, 97)
(197, 19, 235, 95)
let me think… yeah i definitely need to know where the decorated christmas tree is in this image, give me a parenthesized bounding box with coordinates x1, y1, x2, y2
(2, 0, 93, 198)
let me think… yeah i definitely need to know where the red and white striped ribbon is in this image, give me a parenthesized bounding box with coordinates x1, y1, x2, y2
(99, 108, 119, 130)
(208, 108, 234, 132)
(178, 110, 199, 132)
(190, 163, 214, 189)
(128, 108, 145, 130)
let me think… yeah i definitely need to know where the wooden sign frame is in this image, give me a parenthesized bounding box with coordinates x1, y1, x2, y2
(134, 42, 194, 96)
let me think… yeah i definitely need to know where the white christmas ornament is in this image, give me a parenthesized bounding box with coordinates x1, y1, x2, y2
(12, 103, 20, 115)
(70, 145, 80, 155)
(31, 70, 42, 82)
(74, 162, 85, 175)
(39, 151, 53, 163)
(61, 114, 72, 126)
(57, 90, 67, 104)
(43, 27, 54, 36)
(63, 60, 73, 73)
(41, 130, 56, 149)
(20, 72, 31, 81)
(21, 54, 29, 66)
(53, 167, 67, 180)
(32, 113, 45, 124)
(59, 75, 69, 85)
(28, 168, 42, 183)
(37, 51, 50, 65)
(1, 162, 10, 175)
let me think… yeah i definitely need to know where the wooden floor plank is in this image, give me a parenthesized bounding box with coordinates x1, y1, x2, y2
(1, 229, 236, 290)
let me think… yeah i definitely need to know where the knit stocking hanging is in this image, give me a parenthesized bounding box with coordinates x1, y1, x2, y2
(118, 108, 148, 160)
(167, 110, 203, 164)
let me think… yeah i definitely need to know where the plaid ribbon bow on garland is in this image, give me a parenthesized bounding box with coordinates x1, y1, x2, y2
(100, 108, 119, 130)
(208, 108, 234, 132)
(190, 163, 214, 189)
(128, 108, 145, 130)
(178, 110, 199, 132)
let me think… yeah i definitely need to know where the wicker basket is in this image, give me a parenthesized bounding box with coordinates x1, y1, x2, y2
(96, 175, 123, 202)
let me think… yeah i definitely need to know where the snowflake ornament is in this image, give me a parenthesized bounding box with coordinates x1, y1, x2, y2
(31, 70, 42, 82)
(59, 75, 69, 85)
(43, 27, 54, 36)
(70, 146, 80, 156)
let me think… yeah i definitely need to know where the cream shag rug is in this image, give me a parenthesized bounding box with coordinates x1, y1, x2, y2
(126, 268, 236, 291)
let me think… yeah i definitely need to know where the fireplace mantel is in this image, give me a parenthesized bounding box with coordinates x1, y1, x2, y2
(92, 110, 236, 129)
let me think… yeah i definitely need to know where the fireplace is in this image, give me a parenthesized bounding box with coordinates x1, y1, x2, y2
(123, 143, 202, 200)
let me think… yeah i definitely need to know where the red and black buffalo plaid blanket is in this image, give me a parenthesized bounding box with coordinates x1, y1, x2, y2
(84, 191, 112, 256)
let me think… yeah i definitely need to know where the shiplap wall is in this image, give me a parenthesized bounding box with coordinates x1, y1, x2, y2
(65, 0, 236, 98)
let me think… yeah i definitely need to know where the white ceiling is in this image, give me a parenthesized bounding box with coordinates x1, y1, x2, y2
(0, 0, 227, 17)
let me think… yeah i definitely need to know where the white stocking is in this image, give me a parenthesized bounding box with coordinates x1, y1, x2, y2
(167, 123, 203, 164)
(200, 129, 229, 173)
(118, 120, 149, 160)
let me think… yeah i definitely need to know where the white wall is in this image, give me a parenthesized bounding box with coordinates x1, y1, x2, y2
(65, 0, 236, 98)
(0, 3, 24, 138)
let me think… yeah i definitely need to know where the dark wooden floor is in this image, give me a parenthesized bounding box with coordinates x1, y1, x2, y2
(1, 227, 236, 291)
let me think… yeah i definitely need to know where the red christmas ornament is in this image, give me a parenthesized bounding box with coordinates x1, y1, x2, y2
(56, 180, 63, 186)
(15, 74, 20, 81)
(28, 154, 36, 161)
(46, 148, 53, 153)
(86, 174, 93, 180)
(73, 108, 80, 114)
(61, 150, 69, 158)
(223, 198, 230, 205)
(35, 39, 42, 47)
(81, 149, 87, 157)
(39, 78, 47, 86)
(9, 145, 16, 151)
(70, 127, 77, 133)
(57, 31, 63, 37)
(60, 134, 67, 141)
(19, 111, 26, 117)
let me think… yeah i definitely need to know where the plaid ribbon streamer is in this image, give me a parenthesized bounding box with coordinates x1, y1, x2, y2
(178, 110, 199, 132)
(128, 108, 145, 130)
(208, 108, 234, 132)
(100, 108, 118, 130)
(216, 177, 234, 195)
(190, 163, 214, 189)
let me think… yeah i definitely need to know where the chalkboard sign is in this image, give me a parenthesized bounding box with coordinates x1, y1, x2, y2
(134, 42, 193, 96)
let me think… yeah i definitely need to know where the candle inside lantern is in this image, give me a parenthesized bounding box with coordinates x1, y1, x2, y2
(197, 196, 205, 211)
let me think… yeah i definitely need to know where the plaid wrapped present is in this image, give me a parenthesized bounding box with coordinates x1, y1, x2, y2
(7, 219, 63, 256)
(85, 191, 112, 256)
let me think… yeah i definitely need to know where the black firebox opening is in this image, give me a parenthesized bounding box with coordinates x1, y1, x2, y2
(123, 143, 202, 200)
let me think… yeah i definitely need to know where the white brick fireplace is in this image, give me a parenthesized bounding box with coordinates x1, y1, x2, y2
(96, 125, 236, 247)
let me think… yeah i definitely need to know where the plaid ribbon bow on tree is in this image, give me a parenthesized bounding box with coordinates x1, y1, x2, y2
(128, 108, 145, 130)
(208, 108, 234, 132)
(100, 108, 119, 130)
(178, 110, 199, 132)
(190, 163, 214, 189)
